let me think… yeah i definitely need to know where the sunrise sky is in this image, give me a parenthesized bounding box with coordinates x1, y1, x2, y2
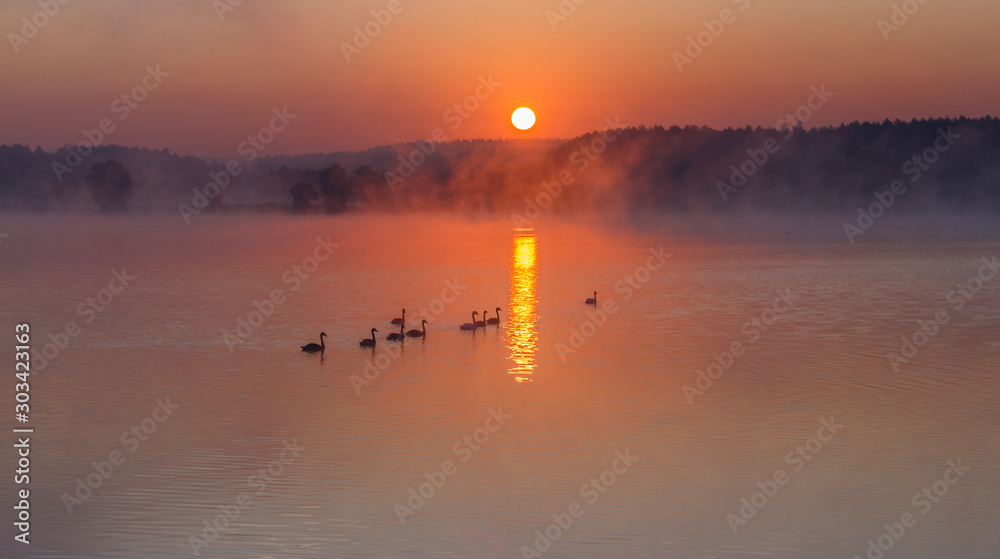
(2, 0, 998, 156)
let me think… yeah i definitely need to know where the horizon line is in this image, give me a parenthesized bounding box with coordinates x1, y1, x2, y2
(6, 114, 996, 161)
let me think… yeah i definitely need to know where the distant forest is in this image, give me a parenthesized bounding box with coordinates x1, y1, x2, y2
(1, 117, 998, 218)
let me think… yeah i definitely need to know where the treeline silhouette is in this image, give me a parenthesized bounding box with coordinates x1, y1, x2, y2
(1, 117, 997, 215)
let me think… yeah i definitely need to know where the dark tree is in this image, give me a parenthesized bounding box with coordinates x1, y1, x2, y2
(85, 160, 134, 212)
(319, 164, 350, 213)
(290, 181, 320, 211)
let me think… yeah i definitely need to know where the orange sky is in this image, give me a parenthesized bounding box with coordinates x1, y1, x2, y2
(1, 0, 998, 156)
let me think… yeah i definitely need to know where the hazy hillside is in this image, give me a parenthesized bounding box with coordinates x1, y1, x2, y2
(1, 117, 997, 217)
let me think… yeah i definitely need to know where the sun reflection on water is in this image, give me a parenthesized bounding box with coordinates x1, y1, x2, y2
(507, 229, 538, 382)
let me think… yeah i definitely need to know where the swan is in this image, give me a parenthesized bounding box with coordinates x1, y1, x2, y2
(475, 310, 488, 327)
(460, 312, 479, 330)
(406, 319, 428, 337)
(387, 323, 405, 341)
(301, 332, 326, 353)
(585, 291, 597, 305)
(360, 328, 378, 347)
(391, 309, 405, 326)
(487, 307, 502, 325)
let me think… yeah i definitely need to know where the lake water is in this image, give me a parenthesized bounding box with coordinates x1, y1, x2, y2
(1, 214, 998, 559)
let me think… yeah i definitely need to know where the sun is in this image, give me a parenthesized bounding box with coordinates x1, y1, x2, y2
(511, 107, 536, 131)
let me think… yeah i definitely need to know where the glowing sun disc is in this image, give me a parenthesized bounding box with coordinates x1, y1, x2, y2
(512, 107, 536, 130)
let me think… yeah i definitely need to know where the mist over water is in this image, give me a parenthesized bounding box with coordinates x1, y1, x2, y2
(1, 214, 998, 558)
(3, 117, 999, 220)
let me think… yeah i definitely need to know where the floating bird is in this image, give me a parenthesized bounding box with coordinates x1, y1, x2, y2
(475, 310, 488, 327)
(301, 332, 326, 353)
(360, 328, 378, 347)
(487, 307, 502, 325)
(406, 319, 428, 337)
(391, 309, 406, 326)
(585, 291, 597, 305)
(460, 312, 479, 330)
(387, 323, 405, 341)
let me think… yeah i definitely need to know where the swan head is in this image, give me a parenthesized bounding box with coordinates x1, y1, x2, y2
(422, 319, 428, 325)
(320, 332, 327, 337)
(496, 307, 502, 312)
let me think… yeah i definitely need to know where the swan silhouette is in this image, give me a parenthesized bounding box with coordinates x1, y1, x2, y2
(301, 332, 326, 353)
(487, 307, 502, 325)
(391, 309, 405, 326)
(360, 328, 378, 347)
(460, 312, 479, 330)
(406, 319, 428, 337)
(585, 291, 597, 305)
(387, 323, 405, 341)
(475, 310, 488, 327)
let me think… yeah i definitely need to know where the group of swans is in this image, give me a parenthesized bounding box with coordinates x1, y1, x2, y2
(385, 309, 429, 340)
(299, 305, 446, 352)
(362, 312, 429, 348)
(460, 308, 502, 330)
(303, 293, 591, 353)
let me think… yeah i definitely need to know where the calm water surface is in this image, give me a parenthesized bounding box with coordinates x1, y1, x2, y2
(1, 215, 998, 559)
